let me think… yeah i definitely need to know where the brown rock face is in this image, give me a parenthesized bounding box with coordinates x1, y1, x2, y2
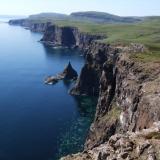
(33, 24, 160, 159)
(85, 50, 160, 150)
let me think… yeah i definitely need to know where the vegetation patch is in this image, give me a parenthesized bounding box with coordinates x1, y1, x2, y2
(101, 103, 121, 123)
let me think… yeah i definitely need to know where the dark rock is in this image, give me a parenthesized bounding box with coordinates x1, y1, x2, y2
(61, 62, 78, 80)
(70, 63, 100, 96)
(44, 62, 78, 85)
(120, 152, 129, 159)
(41, 24, 104, 48)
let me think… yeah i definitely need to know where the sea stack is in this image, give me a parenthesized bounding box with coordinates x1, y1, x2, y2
(61, 62, 78, 80)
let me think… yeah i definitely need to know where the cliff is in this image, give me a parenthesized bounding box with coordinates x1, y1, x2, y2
(9, 21, 160, 159)
(84, 45, 160, 150)
(41, 25, 103, 48)
(60, 38, 160, 159)
(37, 24, 160, 159)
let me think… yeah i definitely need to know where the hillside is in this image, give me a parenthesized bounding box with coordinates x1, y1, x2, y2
(70, 11, 142, 23)
(29, 13, 69, 21)
(24, 11, 143, 24)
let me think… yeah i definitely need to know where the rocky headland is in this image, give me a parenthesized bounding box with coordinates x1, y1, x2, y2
(9, 20, 160, 160)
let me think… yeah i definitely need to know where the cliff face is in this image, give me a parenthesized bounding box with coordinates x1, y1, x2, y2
(41, 25, 103, 48)
(60, 39, 160, 160)
(70, 42, 118, 96)
(84, 48, 160, 150)
(39, 25, 160, 159)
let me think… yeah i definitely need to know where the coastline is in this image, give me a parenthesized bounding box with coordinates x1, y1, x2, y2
(8, 19, 160, 160)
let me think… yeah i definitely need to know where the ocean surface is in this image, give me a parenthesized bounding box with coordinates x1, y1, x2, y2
(0, 22, 96, 160)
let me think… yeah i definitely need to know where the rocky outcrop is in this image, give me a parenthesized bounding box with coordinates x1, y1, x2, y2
(61, 122, 160, 160)
(44, 62, 78, 85)
(61, 62, 78, 80)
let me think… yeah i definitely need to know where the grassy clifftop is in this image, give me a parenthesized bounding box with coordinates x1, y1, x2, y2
(25, 13, 160, 62)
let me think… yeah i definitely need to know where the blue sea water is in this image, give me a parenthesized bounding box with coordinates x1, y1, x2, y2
(0, 22, 96, 160)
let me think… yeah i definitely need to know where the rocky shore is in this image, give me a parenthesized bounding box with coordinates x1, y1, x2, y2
(9, 20, 160, 159)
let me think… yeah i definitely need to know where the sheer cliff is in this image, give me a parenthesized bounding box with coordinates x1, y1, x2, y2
(9, 21, 160, 159)
(39, 24, 160, 159)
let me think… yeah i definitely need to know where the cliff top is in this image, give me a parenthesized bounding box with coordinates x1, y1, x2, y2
(10, 12, 160, 63)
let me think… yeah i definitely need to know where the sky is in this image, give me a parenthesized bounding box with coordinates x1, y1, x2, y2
(0, 0, 160, 16)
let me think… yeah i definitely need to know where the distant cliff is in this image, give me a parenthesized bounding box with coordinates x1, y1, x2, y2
(9, 19, 51, 32)
(41, 25, 104, 48)
(8, 11, 142, 25)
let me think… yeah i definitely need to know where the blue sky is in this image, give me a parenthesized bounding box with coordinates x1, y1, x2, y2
(0, 0, 160, 16)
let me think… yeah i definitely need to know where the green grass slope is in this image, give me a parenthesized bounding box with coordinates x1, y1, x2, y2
(70, 11, 141, 23)
(24, 13, 160, 62)
(53, 18, 160, 62)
